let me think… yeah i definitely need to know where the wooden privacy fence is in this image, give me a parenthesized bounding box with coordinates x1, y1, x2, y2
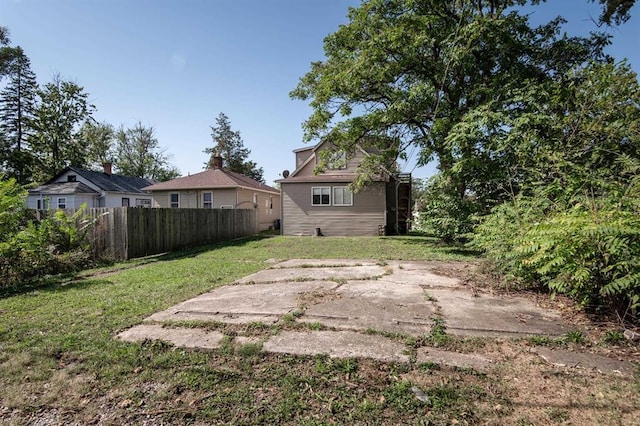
(51, 208, 258, 260)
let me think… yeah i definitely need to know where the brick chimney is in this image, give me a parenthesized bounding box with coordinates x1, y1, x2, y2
(212, 153, 223, 169)
(103, 162, 113, 176)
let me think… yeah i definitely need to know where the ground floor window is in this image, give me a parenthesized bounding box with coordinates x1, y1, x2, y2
(57, 197, 66, 209)
(203, 192, 213, 208)
(37, 199, 49, 210)
(135, 198, 152, 208)
(170, 193, 179, 208)
(122, 197, 130, 207)
(332, 186, 353, 206)
(312, 187, 331, 205)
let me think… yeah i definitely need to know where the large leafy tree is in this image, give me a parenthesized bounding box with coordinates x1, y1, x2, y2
(114, 122, 179, 181)
(0, 47, 37, 184)
(204, 112, 264, 183)
(78, 120, 115, 171)
(292, 0, 608, 232)
(29, 75, 95, 180)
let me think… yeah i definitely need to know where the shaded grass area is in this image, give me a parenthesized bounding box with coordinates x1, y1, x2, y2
(0, 235, 637, 424)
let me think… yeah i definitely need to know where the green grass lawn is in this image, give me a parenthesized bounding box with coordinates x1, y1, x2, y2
(0, 235, 637, 425)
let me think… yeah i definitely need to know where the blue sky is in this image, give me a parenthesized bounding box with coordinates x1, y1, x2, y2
(2, 0, 639, 185)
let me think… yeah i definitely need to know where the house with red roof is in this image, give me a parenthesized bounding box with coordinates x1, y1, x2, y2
(143, 155, 281, 231)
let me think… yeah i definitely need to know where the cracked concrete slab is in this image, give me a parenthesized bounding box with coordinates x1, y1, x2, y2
(416, 347, 493, 371)
(262, 330, 410, 363)
(429, 289, 570, 337)
(272, 259, 380, 268)
(300, 280, 435, 335)
(119, 258, 601, 371)
(235, 265, 387, 284)
(378, 269, 461, 288)
(147, 281, 338, 324)
(117, 324, 224, 349)
(532, 347, 636, 376)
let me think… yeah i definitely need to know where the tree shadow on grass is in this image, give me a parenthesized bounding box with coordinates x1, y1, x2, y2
(0, 235, 272, 299)
(380, 235, 482, 259)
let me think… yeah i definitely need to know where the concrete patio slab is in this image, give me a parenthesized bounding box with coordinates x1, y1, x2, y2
(147, 281, 339, 324)
(262, 330, 410, 363)
(272, 259, 380, 268)
(416, 347, 493, 371)
(378, 269, 461, 288)
(117, 324, 224, 349)
(532, 347, 636, 376)
(118, 259, 610, 373)
(234, 265, 387, 284)
(429, 289, 571, 338)
(300, 280, 435, 335)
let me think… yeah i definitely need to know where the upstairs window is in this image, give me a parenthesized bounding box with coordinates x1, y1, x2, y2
(326, 150, 347, 170)
(332, 186, 353, 206)
(67, 175, 76, 182)
(312, 187, 331, 205)
(170, 193, 179, 208)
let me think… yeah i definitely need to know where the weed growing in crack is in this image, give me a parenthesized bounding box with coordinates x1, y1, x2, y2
(427, 317, 450, 347)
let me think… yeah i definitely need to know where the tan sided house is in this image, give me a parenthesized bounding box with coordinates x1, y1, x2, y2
(277, 140, 411, 236)
(143, 156, 281, 231)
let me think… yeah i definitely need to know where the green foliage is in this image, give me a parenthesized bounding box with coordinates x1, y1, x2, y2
(0, 181, 94, 287)
(413, 174, 476, 241)
(115, 122, 179, 181)
(292, 0, 607, 226)
(473, 179, 640, 320)
(205, 112, 264, 183)
(29, 74, 95, 180)
(0, 47, 37, 184)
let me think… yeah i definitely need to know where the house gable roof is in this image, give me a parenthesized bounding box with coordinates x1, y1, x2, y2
(28, 181, 99, 195)
(143, 168, 279, 194)
(44, 167, 155, 194)
(279, 140, 393, 183)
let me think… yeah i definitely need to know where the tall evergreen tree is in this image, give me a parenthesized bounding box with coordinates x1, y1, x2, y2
(204, 112, 264, 182)
(0, 27, 21, 81)
(29, 75, 95, 180)
(114, 122, 179, 181)
(0, 47, 38, 184)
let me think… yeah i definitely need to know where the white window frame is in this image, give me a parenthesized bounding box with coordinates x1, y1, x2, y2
(169, 193, 179, 208)
(332, 186, 353, 206)
(202, 192, 213, 209)
(312, 187, 331, 206)
(135, 198, 151, 208)
(57, 197, 67, 209)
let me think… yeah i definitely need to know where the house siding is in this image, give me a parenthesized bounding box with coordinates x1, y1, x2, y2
(149, 188, 280, 231)
(237, 188, 281, 230)
(104, 192, 153, 208)
(281, 181, 386, 236)
(295, 146, 367, 178)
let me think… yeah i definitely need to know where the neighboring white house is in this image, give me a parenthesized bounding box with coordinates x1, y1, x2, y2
(27, 163, 155, 209)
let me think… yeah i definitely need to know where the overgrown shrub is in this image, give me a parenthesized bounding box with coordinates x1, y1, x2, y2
(471, 179, 640, 322)
(413, 174, 476, 242)
(0, 178, 94, 288)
